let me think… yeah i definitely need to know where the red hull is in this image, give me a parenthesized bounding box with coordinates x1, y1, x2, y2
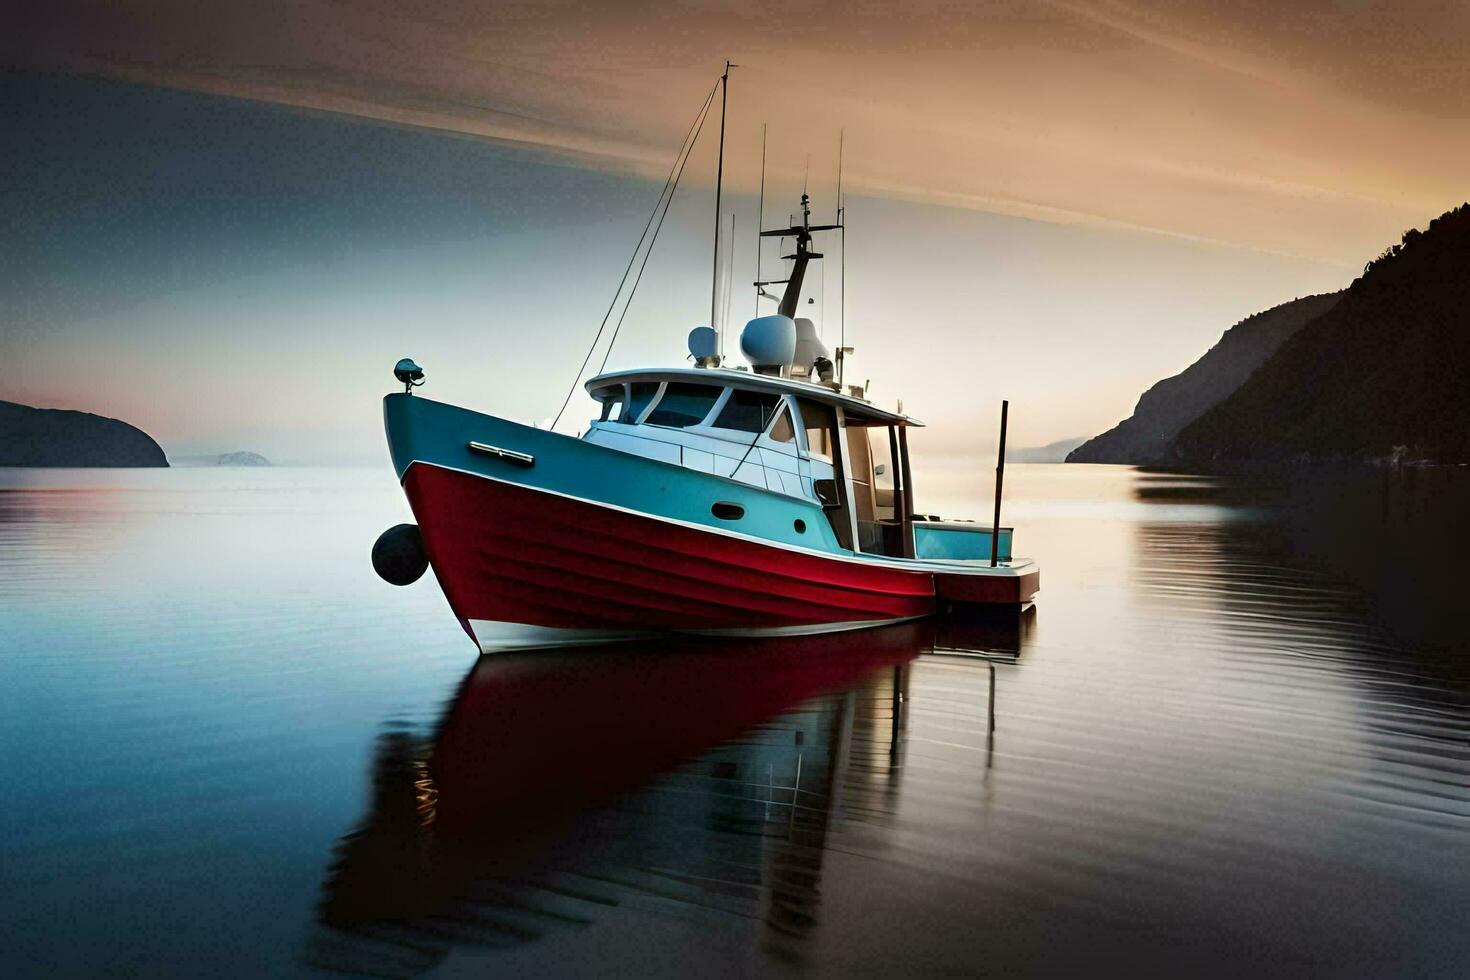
(404, 463, 937, 638)
(433, 625, 928, 830)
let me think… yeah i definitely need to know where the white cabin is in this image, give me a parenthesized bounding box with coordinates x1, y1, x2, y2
(582, 367, 921, 557)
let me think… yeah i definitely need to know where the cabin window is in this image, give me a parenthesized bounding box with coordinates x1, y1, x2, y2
(713, 389, 782, 432)
(645, 383, 723, 428)
(768, 405, 796, 443)
(873, 433, 896, 491)
(593, 384, 626, 422)
(796, 398, 836, 463)
(623, 382, 661, 423)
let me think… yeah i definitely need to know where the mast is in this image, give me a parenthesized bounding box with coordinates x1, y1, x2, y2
(710, 60, 735, 336)
(778, 195, 817, 318)
(757, 193, 840, 320)
(754, 129, 841, 328)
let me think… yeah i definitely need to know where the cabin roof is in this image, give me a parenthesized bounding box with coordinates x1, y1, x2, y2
(585, 367, 922, 426)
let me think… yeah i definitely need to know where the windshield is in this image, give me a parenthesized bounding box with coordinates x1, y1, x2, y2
(644, 383, 723, 428)
(713, 389, 782, 432)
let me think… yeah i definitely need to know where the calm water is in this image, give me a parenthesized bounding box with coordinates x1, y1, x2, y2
(1, 464, 1466, 977)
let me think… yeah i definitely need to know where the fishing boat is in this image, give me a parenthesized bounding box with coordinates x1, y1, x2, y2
(372, 68, 1039, 652)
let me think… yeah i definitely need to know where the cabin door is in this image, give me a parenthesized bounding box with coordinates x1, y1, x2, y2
(795, 398, 854, 551)
(846, 424, 910, 557)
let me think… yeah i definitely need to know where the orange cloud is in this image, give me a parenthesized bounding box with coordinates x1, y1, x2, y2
(8, 1, 1466, 262)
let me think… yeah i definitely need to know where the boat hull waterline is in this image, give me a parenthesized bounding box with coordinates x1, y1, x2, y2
(387, 395, 1039, 652)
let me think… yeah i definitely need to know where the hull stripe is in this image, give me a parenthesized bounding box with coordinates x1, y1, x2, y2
(468, 616, 928, 652)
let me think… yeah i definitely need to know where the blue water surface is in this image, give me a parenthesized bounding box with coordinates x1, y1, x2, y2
(0, 464, 1466, 977)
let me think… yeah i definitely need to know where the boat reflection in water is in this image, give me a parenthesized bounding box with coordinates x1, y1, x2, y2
(304, 615, 1027, 976)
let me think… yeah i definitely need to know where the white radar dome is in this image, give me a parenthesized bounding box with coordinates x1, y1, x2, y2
(687, 326, 720, 367)
(791, 318, 830, 379)
(740, 315, 797, 375)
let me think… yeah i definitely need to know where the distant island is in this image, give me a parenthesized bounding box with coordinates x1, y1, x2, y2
(0, 400, 168, 467)
(170, 451, 274, 466)
(215, 452, 272, 466)
(1072, 201, 1470, 467)
(1008, 437, 1087, 464)
(1068, 293, 1341, 464)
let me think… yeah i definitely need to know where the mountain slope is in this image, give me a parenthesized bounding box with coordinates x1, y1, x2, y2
(1175, 204, 1470, 465)
(0, 400, 169, 466)
(1067, 292, 1341, 464)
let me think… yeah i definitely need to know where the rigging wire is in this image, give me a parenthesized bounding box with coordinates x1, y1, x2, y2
(729, 397, 779, 482)
(550, 81, 718, 430)
(596, 87, 716, 375)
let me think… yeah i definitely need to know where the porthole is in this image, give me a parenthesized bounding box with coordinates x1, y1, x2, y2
(793, 519, 807, 533)
(712, 502, 744, 521)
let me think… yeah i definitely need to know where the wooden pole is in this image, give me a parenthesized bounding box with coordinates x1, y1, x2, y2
(990, 400, 1008, 568)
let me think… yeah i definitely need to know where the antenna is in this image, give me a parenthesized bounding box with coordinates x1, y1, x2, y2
(722, 212, 736, 354)
(758, 121, 770, 321)
(784, 210, 792, 282)
(837, 129, 847, 385)
(817, 240, 826, 338)
(836, 130, 845, 221)
(710, 60, 736, 334)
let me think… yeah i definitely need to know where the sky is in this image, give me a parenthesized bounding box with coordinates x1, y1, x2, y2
(3, 2, 1467, 462)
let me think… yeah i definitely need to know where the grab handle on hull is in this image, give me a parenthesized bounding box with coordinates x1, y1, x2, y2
(467, 442, 536, 467)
